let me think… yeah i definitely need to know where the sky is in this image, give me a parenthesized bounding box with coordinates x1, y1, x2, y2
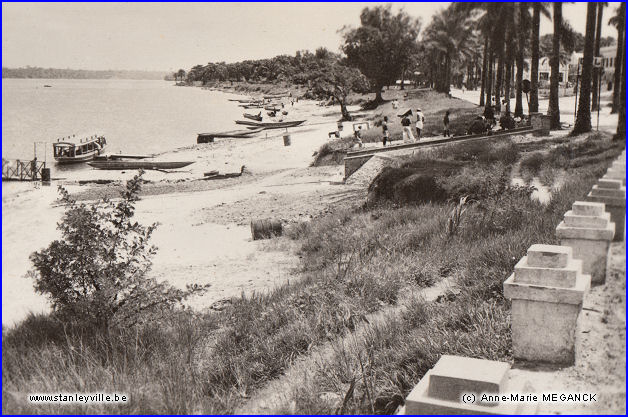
(2, 2, 622, 72)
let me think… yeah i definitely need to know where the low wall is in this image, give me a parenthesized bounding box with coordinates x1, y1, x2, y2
(343, 126, 535, 180)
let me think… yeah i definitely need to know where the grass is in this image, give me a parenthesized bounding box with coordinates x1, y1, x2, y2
(3, 132, 624, 414)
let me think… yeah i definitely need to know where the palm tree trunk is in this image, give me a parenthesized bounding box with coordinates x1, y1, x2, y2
(591, 3, 604, 111)
(515, 4, 526, 117)
(496, 42, 504, 112)
(573, 3, 598, 135)
(486, 46, 494, 109)
(480, 37, 488, 106)
(548, 2, 562, 129)
(611, 3, 625, 114)
(614, 37, 626, 140)
(530, 4, 541, 113)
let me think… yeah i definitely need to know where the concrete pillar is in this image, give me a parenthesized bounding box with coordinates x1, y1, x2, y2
(403, 355, 536, 414)
(555, 201, 615, 284)
(504, 244, 590, 365)
(585, 178, 625, 241)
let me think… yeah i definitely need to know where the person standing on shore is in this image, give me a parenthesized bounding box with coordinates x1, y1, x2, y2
(402, 115, 415, 142)
(415, 108, 424, 140)
(443, 110, 451, 137)
(381, 116, 390, 146)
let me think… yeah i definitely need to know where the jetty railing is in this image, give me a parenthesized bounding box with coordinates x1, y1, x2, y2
(2, 158, 46, 181)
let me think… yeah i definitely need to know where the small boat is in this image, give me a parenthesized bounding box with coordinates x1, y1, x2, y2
(87, 160, 194, 170)
(93, 153, 152, 161)
(241, 104, 264, 109)
(43, 85, 52, 88)
(243, 112, 263, 122)
(264, 92, 290, 99)
(197, 128, 263, 143)
(53, 135, 107, 164)
(201, 165, 246, 180)
(264, 106, 281, 112)
(235, 120, 306, 130)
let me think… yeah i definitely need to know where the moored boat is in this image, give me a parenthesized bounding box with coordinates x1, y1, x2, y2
(197, 128, 263, 143)
(53, 135, 107, 164)
(235, 120, 306, 130)
(87, 160, 194, 170)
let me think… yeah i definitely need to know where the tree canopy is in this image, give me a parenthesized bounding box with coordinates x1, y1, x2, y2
(342, 5, 421, 102)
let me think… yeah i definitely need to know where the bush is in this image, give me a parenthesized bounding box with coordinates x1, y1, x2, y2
(27, 171, 208, 328)
(368, 167, 448, 205)
(519, 151, 545, 173)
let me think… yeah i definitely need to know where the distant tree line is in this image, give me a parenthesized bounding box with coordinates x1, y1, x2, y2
(2, 66, 168, 80)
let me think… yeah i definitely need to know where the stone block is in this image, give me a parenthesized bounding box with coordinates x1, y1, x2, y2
(586, 185, 625, 241)
(556, 201, 615, 284)
(503, 244, 590, 365)
(526, 244, 571, 268)
(530, 112, 550, 135)
(597, 178, 622, 189)
(572, 201, 606, 216)
(514, 256, 581, 288)
(564, 210, 611, 229)
(427, 355, 509, 402)
(403, 355, 536, 414)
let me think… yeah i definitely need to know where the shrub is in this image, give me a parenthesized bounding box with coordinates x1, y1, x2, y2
(519, 151, 546, 173)
(27, 171, 208, 328)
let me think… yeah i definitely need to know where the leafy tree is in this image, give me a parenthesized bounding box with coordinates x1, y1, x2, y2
(176, 69, 186, 83)
(342, 5, 421, 103)
(309, 57, 369, 121)
(573, 2, 598, 135)
(28, 172, 208, 328)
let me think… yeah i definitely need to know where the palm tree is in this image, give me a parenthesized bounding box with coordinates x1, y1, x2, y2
(479, 36, 488, 106)
(573, 3, 598, 135)
(514, 3, 528, 117)
(591, 3, 607, 111)
(614, 34, 625, 140)
(548, 2, 562, 129)
(530, 3, 550, 113)
(610, 3, 625, 114)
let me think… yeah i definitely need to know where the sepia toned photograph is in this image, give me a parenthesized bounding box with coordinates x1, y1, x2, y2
(2, 1, 625, 414)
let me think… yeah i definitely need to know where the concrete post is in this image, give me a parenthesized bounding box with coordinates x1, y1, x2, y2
(403, 355, 536, 414)
(555, 201, 615, 284)
(585, 178, 625, 241)
(504, 244, 590, 365)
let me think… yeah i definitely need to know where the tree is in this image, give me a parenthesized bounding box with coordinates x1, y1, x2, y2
(342, 5, 421, 103)
(310, 60, 368, 121)
(530, 4, 551, 113)
(610, 3, 625, 113)
(548, 2, 562, 129)
(614, 32, 625, 140)
(176, 69, 186, 83)
(421, 6, 475, 95)
(573, 3, 598, 135)
(591, 3, 607, 111)
(514, 3, 528, 117)
(28, 172, 208, 328)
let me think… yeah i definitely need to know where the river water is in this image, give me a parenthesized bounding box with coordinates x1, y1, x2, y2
(2, 79, 245, 165)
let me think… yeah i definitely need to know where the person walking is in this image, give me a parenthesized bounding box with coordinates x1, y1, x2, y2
(353, 126, 364, 148)
(443, 110, 451, 137)
(415, 108, 424, 140)
(402, 115, 416, 142)
(381, 116, 390, 146)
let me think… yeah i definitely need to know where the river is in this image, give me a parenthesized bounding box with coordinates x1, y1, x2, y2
(2, 79, 245, 165)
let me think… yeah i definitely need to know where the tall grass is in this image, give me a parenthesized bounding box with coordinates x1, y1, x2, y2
(3, 133, 623, 414)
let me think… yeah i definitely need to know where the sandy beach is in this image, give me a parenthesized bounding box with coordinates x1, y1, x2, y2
(2, 97, 366, 327)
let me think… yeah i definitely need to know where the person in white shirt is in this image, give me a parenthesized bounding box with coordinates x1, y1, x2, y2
(415, 108, 425, 139)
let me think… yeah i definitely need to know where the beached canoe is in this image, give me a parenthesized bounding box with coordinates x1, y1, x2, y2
(243, 112, 263, 122)
(235, 120, 306, 130)
(87, 160, 194, 170)
(197, 128, 263, 143)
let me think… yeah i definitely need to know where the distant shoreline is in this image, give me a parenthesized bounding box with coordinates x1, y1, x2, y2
(2, 66, 168, 81)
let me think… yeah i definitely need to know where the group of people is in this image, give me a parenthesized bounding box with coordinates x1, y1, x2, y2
(386, 108, 426, 146)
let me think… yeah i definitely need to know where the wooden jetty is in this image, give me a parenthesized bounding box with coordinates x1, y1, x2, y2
(2, 158, 47, 181)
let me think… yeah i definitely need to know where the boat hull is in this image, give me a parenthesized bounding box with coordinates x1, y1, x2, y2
(87, 161, 194, 170)
(235, 120, 305, 130)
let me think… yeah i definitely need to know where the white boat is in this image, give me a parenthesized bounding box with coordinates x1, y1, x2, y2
(53, 135, 107, 164)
